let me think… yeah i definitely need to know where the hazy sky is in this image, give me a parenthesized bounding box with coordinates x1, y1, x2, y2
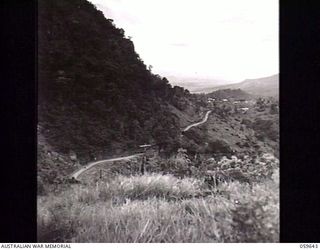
(90, 0, 278, 83)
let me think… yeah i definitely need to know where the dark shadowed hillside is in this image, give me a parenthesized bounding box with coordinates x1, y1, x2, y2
(38, 0, 196, 160)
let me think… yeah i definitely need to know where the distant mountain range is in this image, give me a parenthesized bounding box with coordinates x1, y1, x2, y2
(166, 75, 230, 92)
(192, 74, 279, 97)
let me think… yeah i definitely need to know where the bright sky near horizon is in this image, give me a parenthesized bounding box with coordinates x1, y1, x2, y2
(89, 0, 278, 83)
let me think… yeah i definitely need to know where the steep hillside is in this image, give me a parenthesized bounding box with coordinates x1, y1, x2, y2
(38, 0, 194, 160)
(195, 74, 279, 97)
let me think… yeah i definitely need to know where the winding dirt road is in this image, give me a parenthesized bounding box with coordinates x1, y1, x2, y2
(70, 153, 143, 180)
(70, 110, 212, 180)
(183, 110, 212, 132)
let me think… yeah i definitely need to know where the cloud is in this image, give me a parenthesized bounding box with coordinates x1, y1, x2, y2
(89, 0, 278, 82)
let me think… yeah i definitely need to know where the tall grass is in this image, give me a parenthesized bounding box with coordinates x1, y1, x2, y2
(38, 171, 278, 242)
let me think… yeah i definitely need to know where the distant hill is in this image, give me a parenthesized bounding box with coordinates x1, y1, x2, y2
(206, 88, 253, 100)
(167, 75, 229, 93)
(194, 74, 279, 97)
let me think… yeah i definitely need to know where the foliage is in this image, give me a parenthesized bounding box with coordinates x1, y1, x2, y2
(38, 0, 191, 158)
(161, 148, 193, 177)
(37, 135, 81, 188)
(270, 103, 279, 114)
(38, 170, 278, 242)
(206, 139, 233, 154)
(207, 89, 252, 100)
(201, 153, 279, 185)
(252, 118, 279, 142)
(255, 98, 267, 111)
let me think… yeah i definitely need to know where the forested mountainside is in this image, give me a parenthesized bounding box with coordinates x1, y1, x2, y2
(38, 0, 198, 160)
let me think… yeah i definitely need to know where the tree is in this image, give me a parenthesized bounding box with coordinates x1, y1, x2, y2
(162, 77, 169, 84)
(270, 103, 278, 114)
(174, 148, 192, 177)
(256, 98, 266, 111)
(38, 0, 192, 160)
(234, 105, 239, 114)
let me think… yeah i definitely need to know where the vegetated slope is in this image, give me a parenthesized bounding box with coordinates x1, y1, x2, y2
(37, 126, 82, 194)
(181, 98, 279, 158)
(206, 88, 254, 100)
(38, 0, 195, 161)
(195, 74, 279, 97)
(38, 154, 280, 242)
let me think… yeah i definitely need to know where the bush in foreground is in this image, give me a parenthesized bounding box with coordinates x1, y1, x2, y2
(38, 171, 278, 242)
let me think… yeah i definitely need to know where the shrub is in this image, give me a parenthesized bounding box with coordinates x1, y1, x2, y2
(38, 156, 279, 242)
(161, 148, 193, 178)
(224, 178, 279, 242)
(198, 153, 279, 188)
(37, 176, 46, 196)
(38, 174, 279, 242)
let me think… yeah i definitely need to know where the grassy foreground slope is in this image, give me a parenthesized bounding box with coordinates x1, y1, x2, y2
(38, 170, 278, 242)
(38, 152, 279, 242)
